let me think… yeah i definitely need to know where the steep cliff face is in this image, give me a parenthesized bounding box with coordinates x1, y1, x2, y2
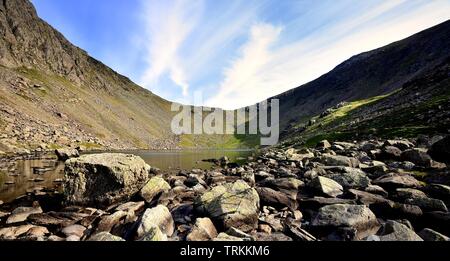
(0, 0, 179, 152)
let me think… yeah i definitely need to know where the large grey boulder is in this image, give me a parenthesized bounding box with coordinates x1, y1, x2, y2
(64, 153, 150, 207)
(194, 180, 260, 232)
(311, 204, 380, 240)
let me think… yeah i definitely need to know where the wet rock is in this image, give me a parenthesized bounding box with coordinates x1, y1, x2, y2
(320, 154, 359, 167)
(373, 173, 421, 189)
(55, 148, 79, 161)
(64, 153, 150, 207)
(136, 205, 174, 239)
(187, 217, 218, 241)
(418, 228, 449, 241)
(429, 136, 450, 164)
(194, 180, 260, 232)
(6, 205, 43, 224)
(139, 176, 171, 203)
(378, 220, 422, 241)
(88, 232, 125, 241)
(308, 176, 343, 198)
(256, 187, 297, 210)
(311, 204, 380, 240)
(62, 224, 86, 238)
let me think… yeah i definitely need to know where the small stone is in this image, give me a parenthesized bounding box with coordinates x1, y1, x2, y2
(55, 148, 79, 161)
(187, 217, 218, 241)
(138, 226, 167, 241)
(213, 233, 244, 241)
(136, 205, 174, 239)
(62, 224, 86, 238)
(258, 224, 272, 234)
(308, 176, 343, 198)
(139, 176, 171, 203)
(66, 235, 81, 241)
(88, 232, 125, 241)
(6, 206, 43, 224)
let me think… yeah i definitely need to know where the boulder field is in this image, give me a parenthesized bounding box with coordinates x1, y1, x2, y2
(0, 136, 449, 241)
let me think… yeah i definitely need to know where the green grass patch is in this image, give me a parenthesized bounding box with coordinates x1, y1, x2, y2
(78, 142, 103, 150)
(304, 132, 357, 148)
(47, 144, 64, 150)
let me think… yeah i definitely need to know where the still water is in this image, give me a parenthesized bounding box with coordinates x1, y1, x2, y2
(0, 149, 255, 203)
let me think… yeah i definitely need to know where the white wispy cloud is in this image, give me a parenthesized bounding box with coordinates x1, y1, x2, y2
(139, 0, 203, 97)
(206, 0, 450, 109)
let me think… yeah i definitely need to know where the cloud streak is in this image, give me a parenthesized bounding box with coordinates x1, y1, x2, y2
(140, 0, 203, 97)
(205, 0, 450, 109)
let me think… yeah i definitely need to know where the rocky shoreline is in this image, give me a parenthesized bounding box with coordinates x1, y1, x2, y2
(0, 136, 449, 241)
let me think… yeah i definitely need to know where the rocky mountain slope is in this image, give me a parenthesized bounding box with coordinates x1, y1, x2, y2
(272, 20, 450, 132)
(0, 0, 181, 152)
(281, 56, 450, 147)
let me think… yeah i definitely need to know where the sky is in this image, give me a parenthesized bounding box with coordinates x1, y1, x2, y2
(32, 0, 450, 109)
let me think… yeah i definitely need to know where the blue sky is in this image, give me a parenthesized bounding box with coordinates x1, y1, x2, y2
(32, 0, 450, 109)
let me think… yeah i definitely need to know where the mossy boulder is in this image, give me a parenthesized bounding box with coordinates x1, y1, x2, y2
(194, 180, 260, 232)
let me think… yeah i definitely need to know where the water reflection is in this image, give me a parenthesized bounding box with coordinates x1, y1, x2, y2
(0, 155, 65, 203)
(0, 149, 255, 203)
